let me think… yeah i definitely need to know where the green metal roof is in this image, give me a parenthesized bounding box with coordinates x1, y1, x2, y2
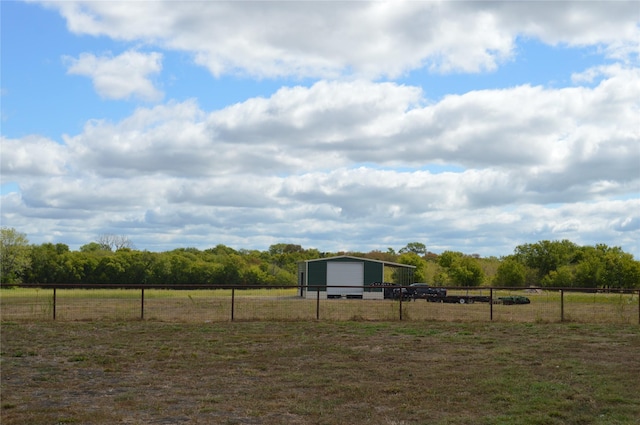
(299, 255, 416, 269)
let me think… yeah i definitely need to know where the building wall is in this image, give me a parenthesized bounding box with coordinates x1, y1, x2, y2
(300, 256, 412, 299)
(306, 257, 383, 292)
(307, 260, 327, 291)
(363, 260, 383, 287)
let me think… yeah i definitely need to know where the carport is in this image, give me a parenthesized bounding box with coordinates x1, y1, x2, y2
(297, 255, 415, 299)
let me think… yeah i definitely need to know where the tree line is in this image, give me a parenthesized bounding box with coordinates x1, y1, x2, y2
(1, 228, 638, 288)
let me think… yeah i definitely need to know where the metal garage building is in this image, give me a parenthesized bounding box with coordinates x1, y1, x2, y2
(297, 255, 415, 300)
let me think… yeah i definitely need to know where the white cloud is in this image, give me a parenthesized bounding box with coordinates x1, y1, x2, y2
(32, 70, 637, 204)
(44, 1, 639, 79)
(0, 135, 68, 178)
(62, 100, 212, 177)
(65, 50, 163, 101)
(4, 2, 639, 257)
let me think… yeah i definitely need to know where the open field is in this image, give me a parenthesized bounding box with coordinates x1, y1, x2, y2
(2, 321, 639, 425)
(1, 288, 639, 324)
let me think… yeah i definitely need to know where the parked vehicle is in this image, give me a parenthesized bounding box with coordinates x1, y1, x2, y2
(409, 283, 447, 298)
(387, 283, 447, 301)
(408, 283, 491, 303)
(380, 283, 526, 305)
(425, 294, 491, 304)
(391, 287, 412, 300)
(373, 282, 409, 300)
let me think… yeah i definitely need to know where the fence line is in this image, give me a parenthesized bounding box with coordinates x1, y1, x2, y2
(1, 284, 639, 324)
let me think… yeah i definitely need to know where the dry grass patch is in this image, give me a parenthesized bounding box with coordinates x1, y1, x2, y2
(2, 321, 639, 425)
(2, 288, 638, 324)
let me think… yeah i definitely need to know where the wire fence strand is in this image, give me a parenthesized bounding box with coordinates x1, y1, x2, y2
(1, 285, 638, 324)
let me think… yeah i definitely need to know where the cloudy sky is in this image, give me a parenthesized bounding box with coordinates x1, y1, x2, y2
(2, 1, 639, 258)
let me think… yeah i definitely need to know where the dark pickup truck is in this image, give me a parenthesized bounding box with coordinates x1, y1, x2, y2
(409, 283, 447, 298)
(411, 283, 491, 304)
(384, 283, 447, 300)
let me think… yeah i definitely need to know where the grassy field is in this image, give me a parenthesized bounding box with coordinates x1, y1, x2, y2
(1, 288, 638, 324)
(1, 321, 639, 425)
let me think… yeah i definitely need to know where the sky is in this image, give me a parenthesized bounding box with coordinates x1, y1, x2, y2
(1, 1, 639, 258)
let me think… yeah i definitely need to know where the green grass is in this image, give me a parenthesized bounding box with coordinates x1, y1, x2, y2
(2, 321, 638, 424)
(1, 287, 638, 324)
(0, 286, 299, 299)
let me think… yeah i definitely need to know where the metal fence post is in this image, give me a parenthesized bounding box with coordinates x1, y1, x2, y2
(231, 288, 235, 321)
(490, 288, 493, 321)
(399, 287, 403, 321)
(316, 288, 320, 320)
(560, 289, 564, 322)
(140, 288, 144, 320)
(53, 288, 56, 320)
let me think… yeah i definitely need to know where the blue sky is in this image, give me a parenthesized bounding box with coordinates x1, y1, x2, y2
(2, 1, 639, 258)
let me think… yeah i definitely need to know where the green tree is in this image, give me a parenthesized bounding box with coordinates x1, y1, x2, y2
(25, 243, 69, 283)
(542, 265, 575, 287)
(438, 250, 463, 269)
(80, 242, 108, 253)
(166, 251, 197, 285)
(397, 252, 427, 282)
(149, 253, 173, 284)
(94, 254, 128, 285)
(217, 254, 242, 285)
(399, 242, 427, 256)
(448, 256, 485, 287)
(206, 244, 238, 256)
(601, 247, 640, 288)
(265, 243, 319, 281)
(0, 227, 32, 285)
(438, 251, 485, 286)
(513, 240, 579, 281)
(572, 244, 640, 288)
(494, 257, 527, 287)
(363, 250, 397, 263)
(59, 251, 96, 284)
(573, 246, 606, 288)
(242, 265, 269, 285)
(112, 249, 155, 285)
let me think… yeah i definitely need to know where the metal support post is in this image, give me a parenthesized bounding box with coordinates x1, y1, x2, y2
(53, 288, 57, 320)
(231, 288, 235, 321)
(490, 288, 493, 321)
(560, 289, 564, 322)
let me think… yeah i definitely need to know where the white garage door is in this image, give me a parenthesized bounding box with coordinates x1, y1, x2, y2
(327, 262, 364, 296)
